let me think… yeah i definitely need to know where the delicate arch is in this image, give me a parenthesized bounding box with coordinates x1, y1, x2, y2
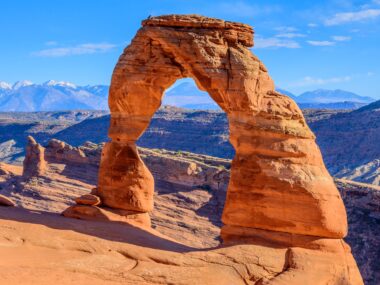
(98, 15, 347, 240)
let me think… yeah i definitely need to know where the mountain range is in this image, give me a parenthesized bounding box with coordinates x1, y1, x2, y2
(164, 82, 376, 110)
(0, 80, 109, 111)
(0, 80, 376, 111)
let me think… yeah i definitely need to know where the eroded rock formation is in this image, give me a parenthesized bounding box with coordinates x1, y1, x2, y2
(98, 14, 347, 238)
(22, 136, 46, 178)
(57, 15, 363, 283)
(4, 138, 379, 282)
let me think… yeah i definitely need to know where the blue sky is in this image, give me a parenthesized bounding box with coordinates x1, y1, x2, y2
(1, 0, 379, 98)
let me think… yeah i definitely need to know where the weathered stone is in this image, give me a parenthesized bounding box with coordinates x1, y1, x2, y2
(75, 194, 101, 206)
(91, 14, 362, 283)
(62, 205, 151, 228)
(0, 194, 15, 207)
(139, 148, 230, 192)
(98, 14, 347, 239)
(99, 142, 154, 212)
(22, 136, 46, 178)
(45, 139, 89, 164)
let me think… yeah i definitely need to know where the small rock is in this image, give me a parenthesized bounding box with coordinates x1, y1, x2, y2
(75, 194, 101, 206)
(90, 187, 98, 195)
(0, 194, 15, 207)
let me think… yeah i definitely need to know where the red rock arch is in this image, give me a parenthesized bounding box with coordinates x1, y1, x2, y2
(98, 15, 347, 240)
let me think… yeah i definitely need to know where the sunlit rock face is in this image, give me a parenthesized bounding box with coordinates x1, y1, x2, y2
(22, 136, 46, 178)
(99, 14, 346, 237)
(95, 14, 362, 284)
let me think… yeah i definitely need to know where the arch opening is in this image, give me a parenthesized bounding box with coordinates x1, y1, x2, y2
(137, 77, 233, 159)
(163, 78, 220, 110)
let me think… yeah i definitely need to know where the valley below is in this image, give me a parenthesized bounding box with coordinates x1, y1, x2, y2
(1, 103, 379, 186)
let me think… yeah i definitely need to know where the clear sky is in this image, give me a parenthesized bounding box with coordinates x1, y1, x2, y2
(1, 0, 379, 98)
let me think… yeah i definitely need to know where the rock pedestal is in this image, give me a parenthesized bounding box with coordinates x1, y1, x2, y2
(22, 136, 46, 178)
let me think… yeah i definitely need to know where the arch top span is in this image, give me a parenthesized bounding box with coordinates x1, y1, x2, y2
(142, 14, 254, 47)
(98, 14, 348, 241)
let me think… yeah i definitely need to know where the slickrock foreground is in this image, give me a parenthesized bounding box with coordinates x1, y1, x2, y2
(0, 207, 362, 285)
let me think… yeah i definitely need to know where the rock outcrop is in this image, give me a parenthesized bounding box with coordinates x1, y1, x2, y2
(98, 14, 347, 239)
(3, 138, 378, 282)
(45, 139, 101, 166)
(139, 148, 230, 192)
(2, 141, 374, 283)
(49, 14, 362, 283)
(22, 136, 46, 178)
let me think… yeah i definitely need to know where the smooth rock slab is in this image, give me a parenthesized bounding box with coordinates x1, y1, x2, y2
(62, 205, 151, 228)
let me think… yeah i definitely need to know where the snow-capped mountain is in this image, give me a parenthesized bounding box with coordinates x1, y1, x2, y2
(0, 80, 109, 111)
(0, 81, 11, 90)
(275, 88, 375, 109)
(163, 81, 219, 110)
(163, 81, 375, 110)
(43, 80, 77, 89)
(295, 89, 374, 104)
(12, 80, 34, 90)
(0, 79, 376, 111)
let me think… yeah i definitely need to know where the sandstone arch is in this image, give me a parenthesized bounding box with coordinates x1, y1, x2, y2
(98, 15, 347, 240)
